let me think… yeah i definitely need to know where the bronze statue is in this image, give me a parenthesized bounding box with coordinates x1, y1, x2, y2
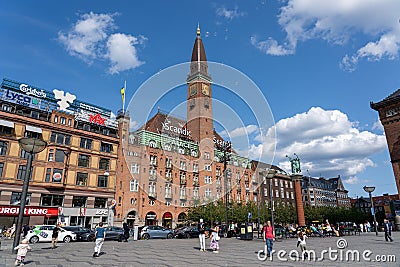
(286, 153, 301, 174)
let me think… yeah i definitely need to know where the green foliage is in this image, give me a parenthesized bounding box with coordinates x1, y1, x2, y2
(304, 206, 370, 224)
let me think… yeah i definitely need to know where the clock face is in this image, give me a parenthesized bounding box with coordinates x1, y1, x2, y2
(386, 107, 399, 117)
(202, 84, 209, 96)
(190, 84, 197, 96)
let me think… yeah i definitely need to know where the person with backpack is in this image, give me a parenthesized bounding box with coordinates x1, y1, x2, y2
(262, 221, 275, 257)
(198, 219, 206, 251)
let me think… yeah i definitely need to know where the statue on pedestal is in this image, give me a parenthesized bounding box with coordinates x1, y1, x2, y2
(286, 153, 301, 175)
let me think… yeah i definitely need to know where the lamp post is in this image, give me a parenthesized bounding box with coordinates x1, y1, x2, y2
(220, 143, 231, 236)
(12, 137, 47, 254)
(267, 170, 277, 230)
(257, 169, 276, 238)
(363, 186, 378, 236)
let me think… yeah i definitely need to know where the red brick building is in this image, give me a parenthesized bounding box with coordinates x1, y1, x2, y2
(371, 91, 400, 195)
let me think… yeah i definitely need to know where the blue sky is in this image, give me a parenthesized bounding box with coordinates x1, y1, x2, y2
(1, 1, 399, 198)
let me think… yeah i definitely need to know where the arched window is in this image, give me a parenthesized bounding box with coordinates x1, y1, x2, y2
(149, 140, 157, 148)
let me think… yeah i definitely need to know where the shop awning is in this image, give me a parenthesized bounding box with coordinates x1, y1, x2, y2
(0, 119, 14, 128)
(25, 125, 42, 133)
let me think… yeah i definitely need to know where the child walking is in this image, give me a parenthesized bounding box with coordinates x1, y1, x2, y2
(297, 232, 308, 259)
(14, 239, 31, 266)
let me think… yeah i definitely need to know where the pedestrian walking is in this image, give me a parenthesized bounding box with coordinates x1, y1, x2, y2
(210, 223, 220, 253)
(383, 219, 393, 242)
(262, 221, 275, 257)
(14, 239, 31, 266)
(122, 222, 130, 242)
(297, 231, 308, 259)
(198, 219, 206, 251)
(51, 223, 61, 249)
(23, 224, 30, 238)
(93, 222, 106, 257)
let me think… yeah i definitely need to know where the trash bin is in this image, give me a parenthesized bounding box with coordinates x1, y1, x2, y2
(240, 223, 253, 240)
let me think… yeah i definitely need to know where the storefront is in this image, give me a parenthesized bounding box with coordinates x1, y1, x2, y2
(145, 212, 157, 226)
(162, 212, 172, 229)
(58, 207, 108, 229)
(0, 206, 59, 227)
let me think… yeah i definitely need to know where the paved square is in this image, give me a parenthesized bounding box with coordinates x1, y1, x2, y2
(0, 232, 398, 266)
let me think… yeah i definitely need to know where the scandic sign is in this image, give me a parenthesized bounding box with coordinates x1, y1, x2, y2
(0, 206, 58, 216)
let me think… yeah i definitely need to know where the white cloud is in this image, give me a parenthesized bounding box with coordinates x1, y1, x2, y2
(372, 120, 384, 132)
(220, 125, 259, 138)
(58, 12, 145, 73)
(106, 33, 145, 74)
(250, 107, 386, 178)
(252, 0, 400, 71)
(58, 12, 115, 61)
(344, 176, 360, 185)
(216, 6, 246, 20)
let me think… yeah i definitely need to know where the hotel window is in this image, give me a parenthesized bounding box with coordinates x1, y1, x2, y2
(0, 141, 7, 155)
(149, 140, 156, 148)
(178, 147, 185, 154)
(193, 188, 199, 197)
(205, 188, 211, 197)
(97, 175, 108, 188)
(99, 158, 110, 170)
(286, 191, 290, 199)
(72, 196, 87, 207)
(100, 142, 113, 153)
(193, 163, 198, 172)
(0, 162, 3, 178)
(94, 197, 107, 208)
(78, 154, 90, 167)
(10, 192, 31, 205)
(150, 155, 157, 166)
(204, 165, 211, 171)
(2, 104, 11, 112)
(68, 119, 72, 126)
(50, 132, 71, 145)
(54, 116, 58, 123)
(131, 164, 140, 174)
(45, 168, 51, 182)
(180, 161, 186, 170)
(40, 194, 63, 206)
(76, 172, 88, 186)
(290, 182, 293, 188)
(275, 190, 279, 198)
(274, 179, 278, 187)
(264, 188, 268, 197)
(17, 165, 32, 181)
(80, 138, 92, 149)
(55, 149, 66, 163)
(60, 117, 66, 125)
(165, 184, 172, 196)
(48, 149, 54, 162)
(149, 182, 156, 194)
(205, 175, 212, 184)
(20, 149, 34, 159)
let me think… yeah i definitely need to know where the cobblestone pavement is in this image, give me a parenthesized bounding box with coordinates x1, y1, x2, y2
(0, 232, 398, 267)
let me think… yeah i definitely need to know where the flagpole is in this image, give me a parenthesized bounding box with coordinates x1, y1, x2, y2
(123, 80, 126, 114)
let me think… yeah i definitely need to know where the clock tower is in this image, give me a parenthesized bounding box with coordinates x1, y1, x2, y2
(186, 25, 213, 145)
(371, 90, 400, 195)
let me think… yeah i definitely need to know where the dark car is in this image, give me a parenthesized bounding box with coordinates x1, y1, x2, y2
(104, 226, 125, 241)
(174, 226, 194, 239)
(62, 226, 95, 242)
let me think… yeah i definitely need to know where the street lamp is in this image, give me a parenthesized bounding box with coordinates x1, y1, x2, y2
(363, 186, 378, 236)
(267, 169, 277, 231)
(257, 168, 277, 238)
(12, 137, 47, 254)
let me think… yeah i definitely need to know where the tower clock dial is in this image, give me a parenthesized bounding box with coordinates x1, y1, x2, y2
(201, 84, 210, 96)
(190, 84, 197, 96)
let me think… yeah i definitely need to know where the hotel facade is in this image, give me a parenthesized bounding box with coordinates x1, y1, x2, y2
(0, 78, 119, 228)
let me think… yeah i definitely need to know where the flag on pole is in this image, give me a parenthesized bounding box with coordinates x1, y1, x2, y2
(121, 80, 126, 113)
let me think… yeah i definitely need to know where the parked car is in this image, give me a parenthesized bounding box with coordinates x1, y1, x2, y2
(26, 225, 77, 244)
(174, 226, 194, 239)
(103, 226, 125, 241)
(62, 226, 95, 242)
(140, 225, 174, 239)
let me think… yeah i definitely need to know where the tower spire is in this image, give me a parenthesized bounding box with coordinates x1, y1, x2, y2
(197, 23, 200, 36)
